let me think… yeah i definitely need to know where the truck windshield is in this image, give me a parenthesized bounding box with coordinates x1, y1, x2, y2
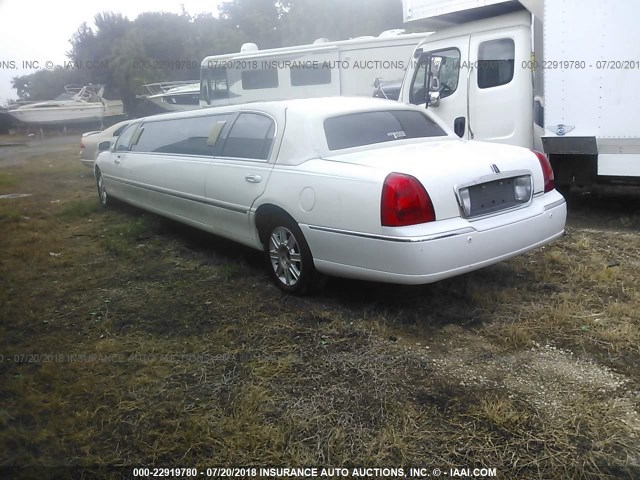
(410, 48, 461, 105)
(200, 65, 229, 105)
(324, 110, 447, 150)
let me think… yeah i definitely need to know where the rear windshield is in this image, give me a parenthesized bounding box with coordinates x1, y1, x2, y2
(324, 110, 446, 150)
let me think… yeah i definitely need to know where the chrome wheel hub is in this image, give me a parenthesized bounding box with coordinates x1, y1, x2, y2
(98, 175, 107, 203)
(269, 226, 302, 286)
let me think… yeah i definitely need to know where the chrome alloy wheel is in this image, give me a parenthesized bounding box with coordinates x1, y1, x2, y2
(97, 172, 108, 206)
(268, 226, 302, 287)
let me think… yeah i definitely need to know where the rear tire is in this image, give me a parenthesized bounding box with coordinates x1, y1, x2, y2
(263, 215, 323, 295)
(96, 169, 109, 208)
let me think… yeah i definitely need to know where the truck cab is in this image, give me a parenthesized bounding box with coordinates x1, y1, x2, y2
(398, 11, 533, 149)
(400, 0, 640, 188)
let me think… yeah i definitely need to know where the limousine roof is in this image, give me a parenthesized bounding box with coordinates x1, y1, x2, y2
(140, 96, 419, 123)
(277, 97, 453, 165)
(135, 97, 452, 165)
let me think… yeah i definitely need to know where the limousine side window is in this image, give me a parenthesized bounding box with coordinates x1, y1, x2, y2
(131, 114, 233, 156)
(221, 113, 275, 160)
(114, 123, 139, 152)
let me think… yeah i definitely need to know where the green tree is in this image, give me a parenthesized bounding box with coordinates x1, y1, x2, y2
(218, 0, 283, 49)
(190, 13, 248, 60)
(68, 13, 130, 86)
(12, 0, 407, 107)
(11, 68, 90, 101)
(279, 0, 403, 44)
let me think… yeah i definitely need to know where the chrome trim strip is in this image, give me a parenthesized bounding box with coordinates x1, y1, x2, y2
(454, 169, 532, 192)
(104, 175, 248, 214)
(543, 198, 566, 211)
(307, 225, 475, 243)
(123, 151, 215, 163)
(456, 201, 531, 223)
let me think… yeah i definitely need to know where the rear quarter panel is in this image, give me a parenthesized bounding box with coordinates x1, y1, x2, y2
(257, 159, 386, 234)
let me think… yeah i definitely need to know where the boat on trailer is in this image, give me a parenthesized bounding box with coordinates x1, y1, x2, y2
(139, 81, 201, 112)
(8, 85, 124, 125)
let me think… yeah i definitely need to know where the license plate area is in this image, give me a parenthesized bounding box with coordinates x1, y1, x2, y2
(458, 174, 532, 218)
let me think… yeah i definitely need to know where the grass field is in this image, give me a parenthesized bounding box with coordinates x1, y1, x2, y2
(1, 143, 639, 478)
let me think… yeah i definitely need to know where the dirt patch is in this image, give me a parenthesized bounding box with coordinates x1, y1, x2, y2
(426, 333, 637, 421)
(0, 134, 80, 168)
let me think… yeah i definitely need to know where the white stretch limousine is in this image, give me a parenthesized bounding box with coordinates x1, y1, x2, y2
(95, 97, 566, 294)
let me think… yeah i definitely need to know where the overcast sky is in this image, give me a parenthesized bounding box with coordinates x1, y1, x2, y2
(0, 0, 224, 105)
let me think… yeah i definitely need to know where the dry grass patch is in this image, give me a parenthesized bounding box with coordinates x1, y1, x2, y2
(1, 146, 639, 478)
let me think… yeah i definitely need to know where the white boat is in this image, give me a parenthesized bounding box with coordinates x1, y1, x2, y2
(8, 85, 124, 125)
(140, 81, 201, 112)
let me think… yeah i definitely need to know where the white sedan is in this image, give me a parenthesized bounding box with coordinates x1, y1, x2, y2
(95, 97, 566, 294)
(80, 120, 130, 168)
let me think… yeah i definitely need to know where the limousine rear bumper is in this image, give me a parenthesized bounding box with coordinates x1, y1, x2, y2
(301, 193, 567, 285)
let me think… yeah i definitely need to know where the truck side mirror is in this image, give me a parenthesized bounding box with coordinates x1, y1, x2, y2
(373, 77, 389, 99)
(428, 91, 441, 107)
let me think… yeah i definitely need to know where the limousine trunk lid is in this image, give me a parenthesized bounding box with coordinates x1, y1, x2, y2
(323, 139, 545, 221)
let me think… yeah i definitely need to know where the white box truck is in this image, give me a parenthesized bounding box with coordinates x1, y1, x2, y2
(400, 0, 640, 187)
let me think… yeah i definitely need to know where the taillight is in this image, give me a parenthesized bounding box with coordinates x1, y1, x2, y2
(381, 172, 435, 226)
(80, 140, 85, 149)
(532, 150, 554, 193)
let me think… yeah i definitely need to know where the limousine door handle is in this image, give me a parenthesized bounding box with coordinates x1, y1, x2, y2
(245, 175, 262, 183)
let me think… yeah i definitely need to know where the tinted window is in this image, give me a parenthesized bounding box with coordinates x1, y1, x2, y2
(201, 67, 229, 104)
(200, 80, 210, 104)
(221, 113, 275, 160)
(410, 48, 460, 105)
(324, 110, 446, 150)
(132, 115, 232, 156)
(114, 124, 138, 152)
(477, 39, 515, 89)
(166, 93, 200, 106)
(211, 79, 228, 99)
(290, 66, 331, 86)
(113, 123, 129, 137)
(241, 69, 278, 90)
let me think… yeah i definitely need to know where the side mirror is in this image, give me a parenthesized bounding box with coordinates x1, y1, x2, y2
(373, 77, 389, 100)
(428, 91, 441, 107)
(454, 117, 466, 137)
(429, 76, 440, 91)
(98, 141, 111, 152)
